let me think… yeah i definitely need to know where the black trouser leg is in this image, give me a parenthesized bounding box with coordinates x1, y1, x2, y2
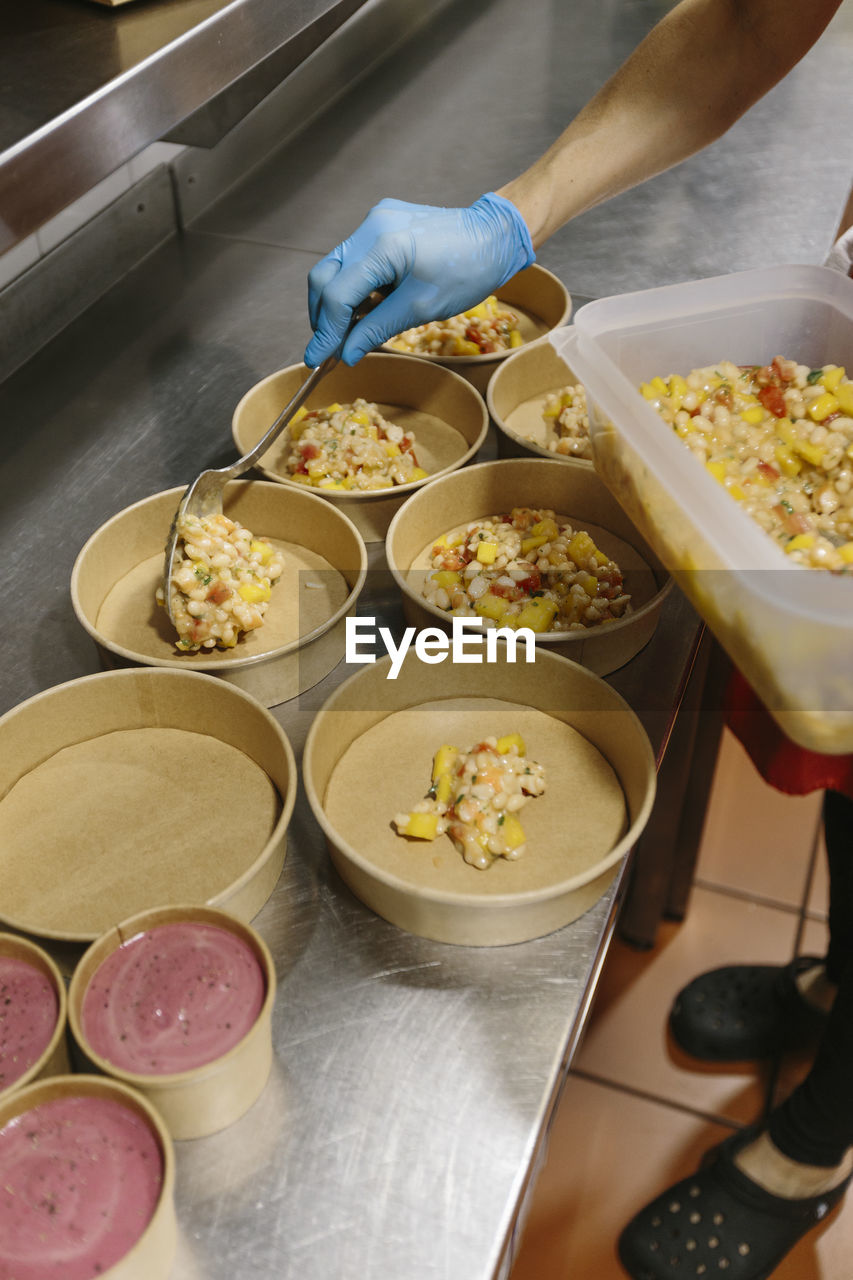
(768, 791, 853, 1166)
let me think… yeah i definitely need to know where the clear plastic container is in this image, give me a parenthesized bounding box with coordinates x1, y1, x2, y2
(551, 265, 853, 754)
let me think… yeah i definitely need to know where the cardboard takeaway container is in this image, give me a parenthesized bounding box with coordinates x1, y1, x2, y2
(385, 457, 671, 676)
(0, 1074, 176, 1280)
(0, 668, 296, 945)
(68, 905, 276, 1140)
(71, 479, 368, 708)
(231, 351, 490, 541)
(382, 263, 572, 393)
(303, 648, 656, 946)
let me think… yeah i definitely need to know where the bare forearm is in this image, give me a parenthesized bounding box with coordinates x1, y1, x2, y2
(498, 0, 842, 247)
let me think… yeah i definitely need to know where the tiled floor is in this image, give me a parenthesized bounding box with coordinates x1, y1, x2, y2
(509, 728, 853, 1279)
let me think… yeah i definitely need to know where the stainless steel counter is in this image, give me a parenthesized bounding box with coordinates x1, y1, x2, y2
(2, 1, 852, 1276)
(0, 0, 369, 252)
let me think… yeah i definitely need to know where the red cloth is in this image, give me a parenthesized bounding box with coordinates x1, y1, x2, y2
(724, 670, 853, 799)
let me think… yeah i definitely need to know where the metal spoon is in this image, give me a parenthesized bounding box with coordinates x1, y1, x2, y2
(162, 292, 385, 627)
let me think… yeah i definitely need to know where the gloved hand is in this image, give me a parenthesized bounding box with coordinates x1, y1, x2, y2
(304, 192, 535, 367)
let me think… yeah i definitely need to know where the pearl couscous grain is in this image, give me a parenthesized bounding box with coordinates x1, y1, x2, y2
(394, 735, 546, 869)
(642, 357, 853, 571)
(388, 295, 523, 357)
(284, 398, 426, 491)
(422, 507, 630, 631)
(158, 512, 284, 651)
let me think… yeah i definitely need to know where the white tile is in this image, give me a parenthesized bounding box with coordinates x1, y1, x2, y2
(0, 234, 39, 289)
(128, 142, 185, 184)
(36, 166, 132, 255)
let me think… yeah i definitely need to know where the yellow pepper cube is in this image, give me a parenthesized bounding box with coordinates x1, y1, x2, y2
(464, 301, 489, 320)
(516, 598, 558, 633)
(475, 593, 511, 621)
(324, 402, 342, 413)
(453, 338, 481, 356)
(509, 329, 523, 348)
(403, 813, 440, 840)
(435, 774, 454, 806)
(578, 571, 599, 597)
(594, 550, 611, 566)
(639, 382, 657, 400)
(839, 543, 853, 564)
(496, 733, 526, 756)
(822, 366, 845, 393)
(431, 569, 462, 591)
(566, 531, 596, 564)
(432, 745, 459, 782)
(501, 814, 526, 850)
(807, 392, 839, 423)
(836, 384, 853, 416)
(793, 439, 825, 467)
(520, 535, 548, 556)
(350, 410, 370, 425)
(650, 376, 668, 396)
(531, 518, 559, 540)
(728, 484, 747, 501)
(476, 541, 499, 565)
(249, 539, 274, 564)
(706, 461, 726, 484)
(238, 582, 271, 604)
(775, 418, 795, 446)
(289, 473, 311, 485)
(775, 445, 801, 476)
(741, 407, 765, 425)
(384, 442, 401, 458)
(410, 467, 429, 482)
(542, 402, 561, 419)
(785, 533, 816, 552)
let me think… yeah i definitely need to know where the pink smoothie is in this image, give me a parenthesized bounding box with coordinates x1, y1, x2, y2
(81, 922, 266, 1075)
(0, 956, 59, 1091)
(0, 1093, 163, 1280)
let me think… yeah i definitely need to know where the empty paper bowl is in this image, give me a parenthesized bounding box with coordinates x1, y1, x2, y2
(487, 331, 593, 463)
(303, 649, 656, 945)
(0, 1073, 176, 1280)
(71, 479, 367, 706)
(68, 904, 276, 1140)
(231, 352, 489, 541)
(385, 458, 671, 676)
(0, 933, 69, 1098)
(382, 264, 572, 392)
(0, 668, 296, 943)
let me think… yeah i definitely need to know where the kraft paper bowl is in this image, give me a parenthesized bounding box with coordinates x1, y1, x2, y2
(385, 458, 671, 676)
(382, 264, 572, 393)
(303, 649, 656, 946)
(0, 668, 296, 943)
(231, 352, 489, 541)
(486, 330, 594, 464)
(71, 479, 367, 707)
(68, 905, 276, 1141)
(0, 933, 69, 1097)
(0, 1073, 176, 1280)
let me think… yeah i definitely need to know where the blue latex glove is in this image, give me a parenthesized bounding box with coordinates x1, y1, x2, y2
(304, 192, 535, 367)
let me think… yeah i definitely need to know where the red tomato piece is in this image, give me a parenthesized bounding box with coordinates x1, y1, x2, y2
(300, 441, 320, 460)
(758, 385, 787, 417)
(206, 582, 232, 605)
(758, 461, 780, 480)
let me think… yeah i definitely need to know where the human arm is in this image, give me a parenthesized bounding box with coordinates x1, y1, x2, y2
(307, 0, 844, 365)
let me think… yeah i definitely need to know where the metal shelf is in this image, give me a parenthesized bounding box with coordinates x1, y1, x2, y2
(0, 0, 367, 254)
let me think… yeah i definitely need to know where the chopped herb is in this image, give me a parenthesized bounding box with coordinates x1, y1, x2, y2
(524, 767, 531, 775)
(497, 814, 505, 826)
(472, 774, 478, 783)
(455, 794, 464, 805)
(780, 499, 794, 513)
(478, 531, 485, 539)
(806, 368, 824, 384)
